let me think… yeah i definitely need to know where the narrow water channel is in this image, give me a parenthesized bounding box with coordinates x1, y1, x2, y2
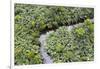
(39, 31, 53, 64)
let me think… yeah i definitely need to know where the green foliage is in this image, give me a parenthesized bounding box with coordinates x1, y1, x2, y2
(15, 4, 94, 30)
(15, 15, 22, 21)
(46, 20, 94, 62)
(14, 3, 94, 65)
(31, 20, 36, 27)
(55, 43, 64, 52)
(14, 32, 43, 65)
(85, 19, 94, 32)
(75, 28, 85, 37)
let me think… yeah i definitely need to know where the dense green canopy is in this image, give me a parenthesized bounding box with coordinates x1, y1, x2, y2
(14, 4, 94, 65)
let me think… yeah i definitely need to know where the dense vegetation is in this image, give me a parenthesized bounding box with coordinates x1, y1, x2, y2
(46, 19, 94, 63)
(14, 4, 94, 65)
